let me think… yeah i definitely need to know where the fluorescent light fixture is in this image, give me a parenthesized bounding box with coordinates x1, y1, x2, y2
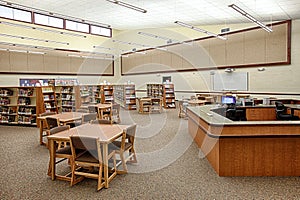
(137, 32, 179, 44)
(155, 47, 168, 51)
(106, 0, 147, 13)
(112, 39, 150, 48)
(9, 49, 27, 53)
(28, 51, 46, 55)
(0, 33, 69, 45)
(174, 21, 227, 40)
(228, 4, 273, 33)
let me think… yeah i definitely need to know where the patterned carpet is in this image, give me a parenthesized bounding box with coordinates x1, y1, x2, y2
(0, 107, 300, 200)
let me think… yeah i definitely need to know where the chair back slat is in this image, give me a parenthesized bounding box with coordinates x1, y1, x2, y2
(90, 119, 111, 124)
(49, 125, 70, 135)
(39, 112, 56, 117)
(70, 136, 98, 151)
(82, 113, 97, 123)
(46, 117, 59, 129)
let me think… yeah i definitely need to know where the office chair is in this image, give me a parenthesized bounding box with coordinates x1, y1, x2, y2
(275, 101, 299, 120)
(225, 104, 246, 121)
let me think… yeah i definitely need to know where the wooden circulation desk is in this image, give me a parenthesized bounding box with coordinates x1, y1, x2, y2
(187, 105, 300, 176)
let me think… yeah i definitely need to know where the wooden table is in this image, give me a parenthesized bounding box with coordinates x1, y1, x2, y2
(37, 112, 88, 145)
(47, 123, 130, 188)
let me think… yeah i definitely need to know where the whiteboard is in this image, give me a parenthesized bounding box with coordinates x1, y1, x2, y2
(213, 72, 248, 91)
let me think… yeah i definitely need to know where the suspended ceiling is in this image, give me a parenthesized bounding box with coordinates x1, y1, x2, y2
(3, 0, 300, 30)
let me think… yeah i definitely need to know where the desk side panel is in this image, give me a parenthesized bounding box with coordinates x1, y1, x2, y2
(188, 109, 220, 174)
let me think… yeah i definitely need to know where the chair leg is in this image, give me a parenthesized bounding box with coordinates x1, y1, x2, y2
(128, 148, 137, 163)
(120, 152, 128, 173)
(97, 165, 104, 191)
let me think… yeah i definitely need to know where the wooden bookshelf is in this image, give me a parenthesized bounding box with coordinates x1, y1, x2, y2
(101, 85, 114, 103)
(147, 83, 176, 109)
(0, 86, 43, 126)
(56, 86, 81, 112)
(162, 84, 176, 109)
(41, 86, 58, 113)
(113, 84, 136, 110)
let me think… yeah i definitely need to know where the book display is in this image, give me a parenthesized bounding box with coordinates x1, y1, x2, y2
(114, 84, 136, 110)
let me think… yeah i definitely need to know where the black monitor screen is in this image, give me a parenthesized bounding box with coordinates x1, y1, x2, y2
(221, 96, 236, 104)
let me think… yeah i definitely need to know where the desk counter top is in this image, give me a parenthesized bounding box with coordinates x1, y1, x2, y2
(187, 105, 300, 176)
(187, 105, 300, 127)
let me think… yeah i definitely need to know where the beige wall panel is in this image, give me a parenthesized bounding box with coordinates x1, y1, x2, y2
(197, 39, 212, 67)
(143, 53, 152, 66)
(10, 52, 28, 72)
(121, 57, 132, 73)
(208, 39, 226, 66)
(78, 58, 97, 74)
(134, 55, 144, 69)
(244, 29, 266, 64)
(266, 24, 288, 62)
(57, 56, 71, 72)
(44, 55, 58, 72)
(28, 54, 44, 72)
(70, 57, 84, 73)
(226, 33, 244, 65)
(160, 51, 172, 68)
(104, 63, 113, 74)
(151, 51, 161, 65)
(171, 53, 183, 70)
(0, 51, 10, 72)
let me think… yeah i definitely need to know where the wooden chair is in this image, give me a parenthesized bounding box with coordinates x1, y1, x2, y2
(39, 112, 56, 145)
(98, 103, 113, 123)
(82, 113, 97, 123)
(69, 136, 117, 191)
(90, 119, 112, 124)
(46, 117, 59, 130)
(47, 125, 82, 182)
(88, 105, 98, 113)
(110, 124, 137, 173)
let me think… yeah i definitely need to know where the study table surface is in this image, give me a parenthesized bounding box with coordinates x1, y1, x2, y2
(187, 105, 300, 176)
(37, 112, 89, 145)
(47, 123, 129, 188)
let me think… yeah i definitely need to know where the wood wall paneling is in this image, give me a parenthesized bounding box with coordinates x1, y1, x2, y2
(226, 32, 244, 65)
(70, 57, 84, 73)
(266, 23, 288, 62)
(0, 51, 10, 72)
(28, 54, 44, 72)
(44, 55, 58, 72)
(10, 52, 28, 72)
(57, 56, 71, 73)
(244, 29, 266, 64)
(121, 21, 290, 75)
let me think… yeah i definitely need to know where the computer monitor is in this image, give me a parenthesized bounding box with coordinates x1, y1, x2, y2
(221, 96, 236, 105)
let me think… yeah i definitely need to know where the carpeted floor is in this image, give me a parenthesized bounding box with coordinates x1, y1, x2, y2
(0, 107, 300, 200)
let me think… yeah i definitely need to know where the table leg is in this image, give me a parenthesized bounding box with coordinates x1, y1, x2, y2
(103, 143, 109, 188)
(39, 119, 44, 145)
(48, 139, 56, 180)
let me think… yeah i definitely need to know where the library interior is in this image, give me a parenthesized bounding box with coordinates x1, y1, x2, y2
(1, 0, 300, 199)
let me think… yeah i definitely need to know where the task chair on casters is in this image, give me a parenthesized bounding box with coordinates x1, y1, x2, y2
(275, 101, 299, 120)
